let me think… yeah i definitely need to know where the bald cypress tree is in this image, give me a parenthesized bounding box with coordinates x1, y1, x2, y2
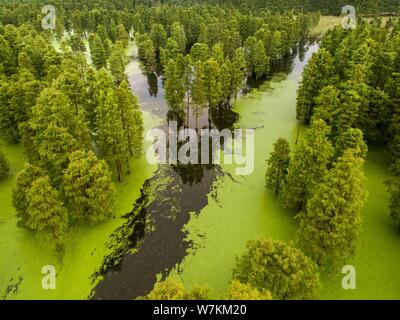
(26, 176, 68, 252)
(115, 80, 143, 160)
(95, 88, 128, 182)
(265, 138, 291, 195)
(90, 34, 107, 70)
(62, 150, 114, 225)
(297, 149, 366, 269)
(296, 49, 335, 124)
(0, 148, 10, 180)
(388, 161, 400, 230)
(282, 119, 333, 211)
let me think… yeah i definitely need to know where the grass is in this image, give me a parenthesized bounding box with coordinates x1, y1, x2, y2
(311, 16, 343, 37)
(0, 111, 160, 299)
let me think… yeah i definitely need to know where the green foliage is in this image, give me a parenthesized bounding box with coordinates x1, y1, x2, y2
(67, 34, 86, 52)
(25, 176, 68, 252)
(62, 150, 114, 225)
(150, 23, 167, 55)
(190, 43, 209, 62)
(297, 149, 366, 269)
(296, 49, 335, 124)
(0, 148, 10, 180)
(203, 59, 222, 109)
(13, 164, 46, 228)
(265, 137, 290, 195)
(282, 120, 333, 211)
(164, 58, 186, 113)
(0, 69, 43, 143)
(21, 88, 91, 179)
(115, 80, 144, 159)
(233, 239, 320, 300)
(244, 36, 269, 79)
(387, 161, 400, 230)
(170, 22, 187, 53)
(335, 128, 368, 159)
(138, 34, 157, 73)
(140, 278, 211, 300)
(95, 88, 129, 182)
(108, 42, 129, 84)
(226, 280, 272, 300)
(13, 165, 67, 252)
(89, 33, 107, 70)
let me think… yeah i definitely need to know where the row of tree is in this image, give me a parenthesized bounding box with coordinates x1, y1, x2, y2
(0, 22, 144, 253)
(1, 0, 399, 33)
(265, 18, 400, 273)
(296, 18, 400, 230)
(134, 7, 319, 125)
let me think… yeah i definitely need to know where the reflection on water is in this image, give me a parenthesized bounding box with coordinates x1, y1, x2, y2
(91, 40, 320, 300)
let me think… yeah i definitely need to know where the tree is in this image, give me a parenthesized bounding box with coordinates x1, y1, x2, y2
(20, 88, 91, 178)
(160, 38, 179, 69)
(191, 61, 207, 131)
(116, 24, 129, 47)
(96, 25, 111, 57)
(140, 278, 210, 300)
(233, 239, 320, 300)
(296, 48, 335, 124)
(34, 124, 80, 182)
(265, 138, 290, 195)
(0, 35, 15, 75)
(0, 69, 42, 143)
(231, 48, 247, 99)
(67, 34, 86, 52)
(226, 280, 272, 300)
(53, 71, 87, 110)
(297, 149, 366, 269)
(388, 161, 400, 230)
(25, 176, 68, 252)
(190, 43, 209, 62)
(150, 23, 167, 55)
(115, 80, 144, 159)
(12, 164, 68, 252)
(0, 148, 10, 180)
(282, 119, 333, 211)
(95, 88, 129, 182)
(335, 128, 368, 159)
(244, 36, 269, 79)
(138, 35, 157, 73)
(175, 54, 193, 126)
(203, 59, 222, 121)
(13, 164, 46, 228)
(164, 58, 185, 113)
(90, 34, 107, 70)
(108, 42, 128, 84)
(62, 150, 114, 225)
(170, 22, 187, 53)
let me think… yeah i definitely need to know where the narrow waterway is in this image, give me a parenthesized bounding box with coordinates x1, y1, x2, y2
(91, 41, 320, 299)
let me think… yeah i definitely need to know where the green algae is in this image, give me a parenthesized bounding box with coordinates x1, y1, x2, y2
(0, 111, 161, 299)
(173, 72, 400, 299)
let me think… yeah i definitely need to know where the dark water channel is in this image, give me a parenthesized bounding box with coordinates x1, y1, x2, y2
(91, 40, 319, 300)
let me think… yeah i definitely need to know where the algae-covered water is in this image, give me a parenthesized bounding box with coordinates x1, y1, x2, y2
(1, 39, 400, 299)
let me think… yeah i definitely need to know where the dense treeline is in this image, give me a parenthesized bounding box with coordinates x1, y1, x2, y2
(134, 6, 319, 125)
(265, 17, 400, 270)
(164, 0, 400, 16)
(297, 18, 400, 231)
(0, 17, 143, 253)
(0, 2, 319, 127)
(2, 0, 398, 24)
